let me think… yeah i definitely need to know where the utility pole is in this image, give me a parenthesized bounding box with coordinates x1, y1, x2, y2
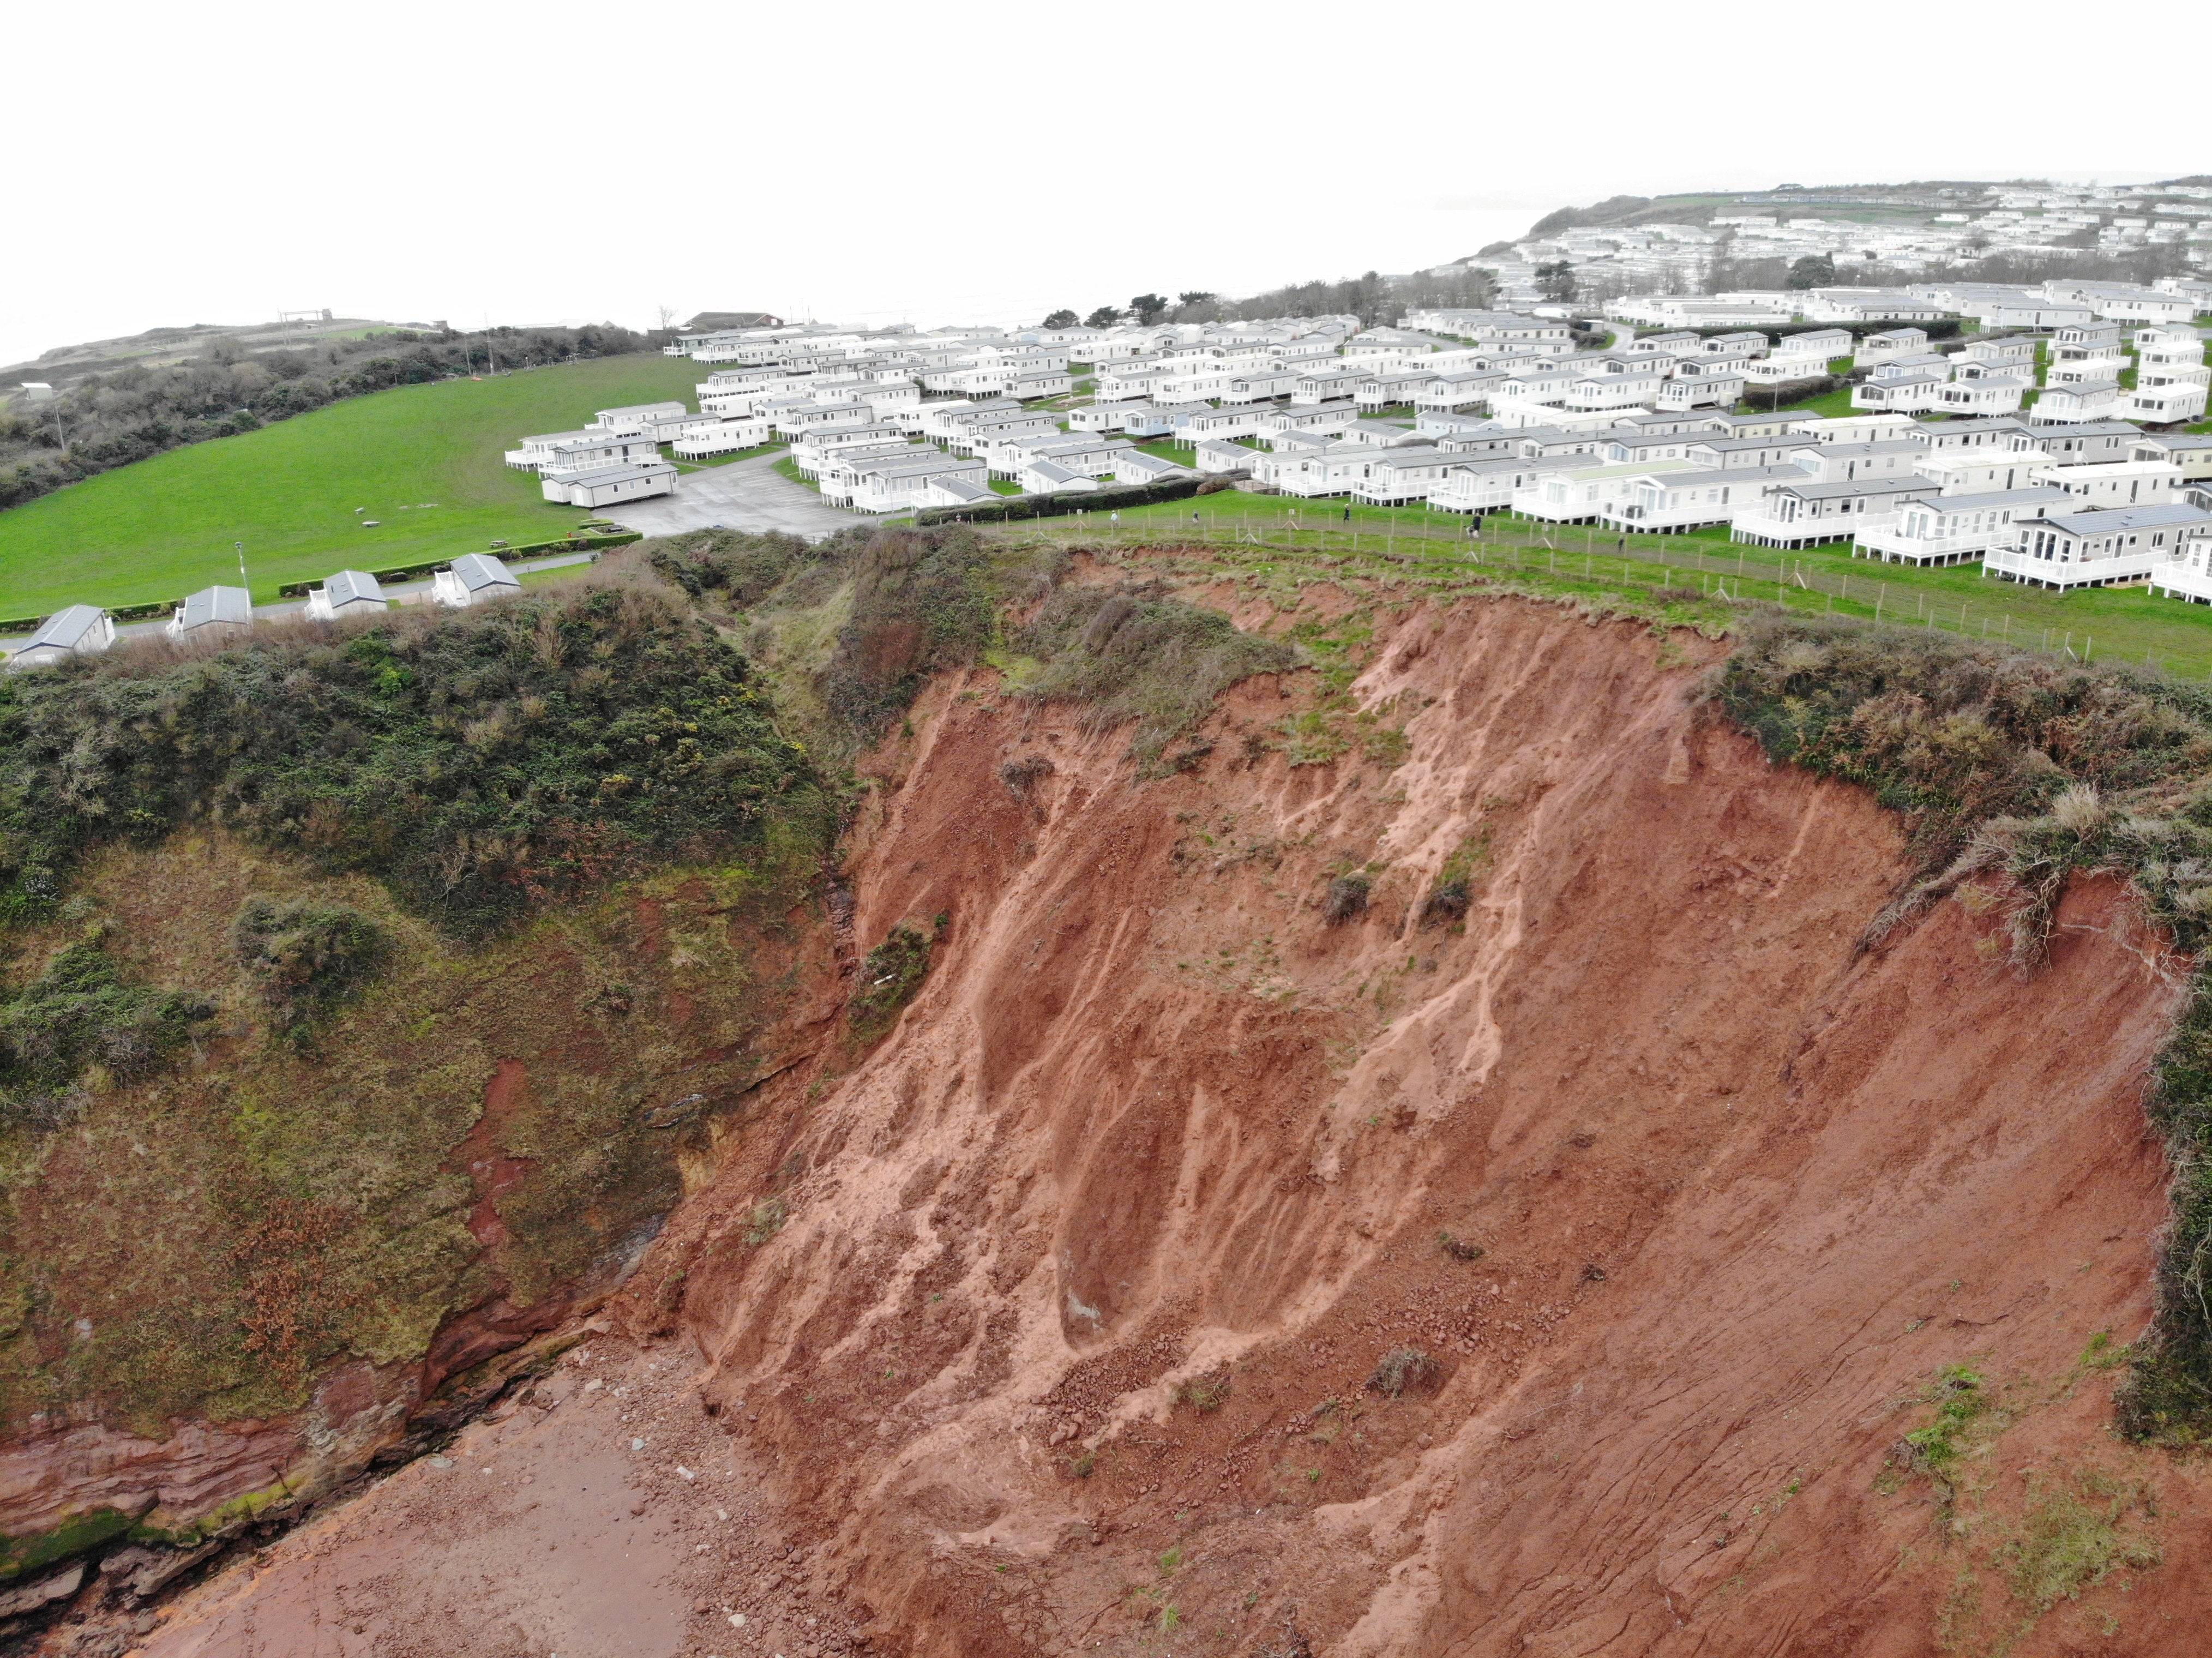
(237, 542, 250, 604)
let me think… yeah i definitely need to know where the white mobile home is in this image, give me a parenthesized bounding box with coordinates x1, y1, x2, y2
(540, 460, 678, 508)
(1989, 504, 2212, 589)
(9, 605, 115, 670)
(674, 417, 774, 458)
(433, 555, 522, 608)
(1853, 485, 2070, 566)
(305, 569, 388, 620)
(594, 402, 687, 436)
(167, 586, 254, 641)
(1731, 477, 1925, 548)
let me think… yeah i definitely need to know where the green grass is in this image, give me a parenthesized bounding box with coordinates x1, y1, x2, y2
(1133, 440, 1195, 466)
(1064, 495, 2212, 677)
(772, 455, 822, 493)
(0, 355, 705, 615)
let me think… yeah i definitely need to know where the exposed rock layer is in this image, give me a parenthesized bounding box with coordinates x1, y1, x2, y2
(76, 595, 2212, 1655)
(679, 598, 2198, 1655)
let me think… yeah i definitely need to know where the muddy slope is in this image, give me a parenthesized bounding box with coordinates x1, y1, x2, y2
(675, 596, 2198, 1656)
(134, 594, 2207, 1656)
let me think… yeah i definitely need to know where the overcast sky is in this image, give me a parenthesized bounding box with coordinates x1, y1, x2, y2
(4, 1, 2180, 369)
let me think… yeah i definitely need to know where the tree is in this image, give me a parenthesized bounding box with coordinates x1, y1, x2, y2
(1042, 309, 1078, 329)
(1177, 291, 1216, 308)
(1128, 293, 1169, 323)
(1535, 261, 1578, 303)
(1084, 306, 1121, 329)
(1785, 254, 1836, 290)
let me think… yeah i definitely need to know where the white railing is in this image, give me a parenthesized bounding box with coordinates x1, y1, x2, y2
(1852, 526, 2011, 562)
(1733, 509, 1897, 546)
(2150, 558, 2212, 602)
(1983, 546, 2164, 587)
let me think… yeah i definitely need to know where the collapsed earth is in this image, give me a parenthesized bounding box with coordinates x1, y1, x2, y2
(0, 520, 2208, 1657)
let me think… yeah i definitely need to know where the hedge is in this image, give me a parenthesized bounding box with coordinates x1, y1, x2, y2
(913, 477, 1201, 526)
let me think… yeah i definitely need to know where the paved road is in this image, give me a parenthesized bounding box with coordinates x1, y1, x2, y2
(600, 450, 892, 540)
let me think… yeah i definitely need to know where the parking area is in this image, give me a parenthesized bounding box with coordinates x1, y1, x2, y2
(602, 450, 894, 540)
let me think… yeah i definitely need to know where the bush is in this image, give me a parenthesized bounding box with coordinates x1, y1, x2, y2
(999, 754, 1055, 796)
(1015, 581, 1300, 775)
(232, 896, 390, 1039)
(1323, 875, 1370, 924)
(0, 942, 210, 1130)
(848, 920, 938, 1040)
(1366, 1347, 1436, 1397)
(912, 478, 1201, 526)
(0, 580, 832, 939)
(824, 527, 1009, 740)
(646, 528, 824, 608)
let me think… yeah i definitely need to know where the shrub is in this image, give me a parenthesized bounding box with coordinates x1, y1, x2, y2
(999, 754, 1055, 797)
(848, 920, 938, 1040)
(824, 527, 1006, 740)
(1438, 1233, 1484, 1262)
(232, 896, 390, 1040)
(1323, 875, 1370, 924)
(1173, 1372, 1230, 1413)
(1901, 1364, 1986, 1481)
(744, 1194, 788, 1246)
(912, 478, 1200, 526)
(0, 580, 832, 939)
(1015, 582, 1299, 775)
(645, 528, 824, 608)
(1366, 1347, 1436, 1397)
(1420, 832, 1491, 927)
(0, 943, 210, 1130)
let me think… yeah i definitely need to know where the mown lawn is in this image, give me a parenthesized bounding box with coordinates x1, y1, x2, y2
(0, 355, 706, 615)
(1080, 494, 2212, 677)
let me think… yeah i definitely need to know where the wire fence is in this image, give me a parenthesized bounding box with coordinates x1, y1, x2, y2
(1029, 503, 2144, 669)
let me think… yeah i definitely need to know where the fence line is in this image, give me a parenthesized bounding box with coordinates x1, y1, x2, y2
(1028, 506, 2149, 670)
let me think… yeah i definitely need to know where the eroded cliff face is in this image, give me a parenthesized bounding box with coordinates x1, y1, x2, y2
(0, 836, 832, 1583)
(663, 595, 2199, 1657)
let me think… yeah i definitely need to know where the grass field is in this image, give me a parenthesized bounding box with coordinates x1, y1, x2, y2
(0, 355, 705, 614)
(1079, 493, 2212, 677)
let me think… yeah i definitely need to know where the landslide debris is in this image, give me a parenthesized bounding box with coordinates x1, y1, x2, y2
(1716, 611, 2212, 1441)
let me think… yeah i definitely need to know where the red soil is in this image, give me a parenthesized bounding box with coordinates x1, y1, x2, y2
(116, 595, 2212, 1656)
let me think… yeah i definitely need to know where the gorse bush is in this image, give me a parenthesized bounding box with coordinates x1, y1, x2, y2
(1715, 611, 2212, 1442)
(824, 527, 1020, 740)
(0, 580, 832, 939)
(847, 919, 938, 1040)
(645, 528, 828, 609)
(0, 942, 209, 1130)
(232, 897, 390, 1040)
(1016, 581, 1300, 774)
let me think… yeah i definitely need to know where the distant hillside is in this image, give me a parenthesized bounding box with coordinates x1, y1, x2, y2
(1, 320, 665, 513)
(680, 311, 785, 333)
(2, 316, 428, 398)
